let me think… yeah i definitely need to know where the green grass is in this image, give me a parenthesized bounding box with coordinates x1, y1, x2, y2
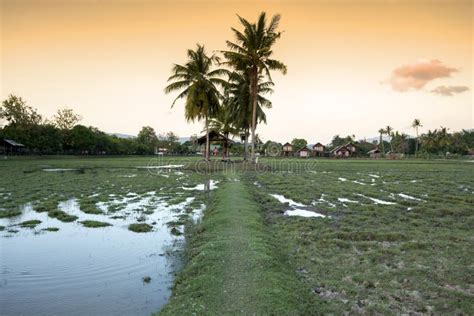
(244, 158, 474, 314)
(80, 220, 111, 228)
(19, 219, 42, 228)
(1, 156, 472, 314)
(160, 177, 323, 315)
(42, 227, 60, 232)
(47, 209, 78, 222)
(128, 223, 153, 233)
(0, 209, 21, 218)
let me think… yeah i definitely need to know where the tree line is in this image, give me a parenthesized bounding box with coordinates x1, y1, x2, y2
(0, 94, 190, 155)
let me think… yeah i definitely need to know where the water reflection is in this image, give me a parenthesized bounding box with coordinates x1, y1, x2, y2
(0, 192, 201, 316)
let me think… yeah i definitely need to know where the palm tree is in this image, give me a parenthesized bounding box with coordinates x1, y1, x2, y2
(222, 12, 287, 163)
(224, 71, 273, 160)
(378, 128, 386, 155)
(411, 118, 422, 157)
(165, 44, 227, 160)
(385, 125, 394, 152)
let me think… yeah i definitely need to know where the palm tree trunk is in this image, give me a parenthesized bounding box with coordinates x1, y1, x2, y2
(250, 67, 258, 163)
(380, 133, 385, 156)
(243, 129, 249, 161)
(205, 115, 210, 161)
(415, 127, 419, 157)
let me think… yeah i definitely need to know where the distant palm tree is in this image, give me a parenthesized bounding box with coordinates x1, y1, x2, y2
(165, 44, 227, 160)
(385, 125, 394, 152)
(378, 128, 386, 155)
(411, 118, 422, 157)
(222, 12, 287, 163)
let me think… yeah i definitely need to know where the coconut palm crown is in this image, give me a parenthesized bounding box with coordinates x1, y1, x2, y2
(222, 12, 287, 162)
(165, 44, 227, 160)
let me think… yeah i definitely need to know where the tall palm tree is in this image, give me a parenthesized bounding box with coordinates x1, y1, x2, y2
(378, 128, 386, 155)
(385, 125, 394, 152)
(165, 44, 227, 160)
(222, 12, 287, 163)
(224, 71, 273, 160)
(411, 118, 422, 157)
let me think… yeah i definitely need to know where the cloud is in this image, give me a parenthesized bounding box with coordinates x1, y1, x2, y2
(387, 59, 458, 92)
(430, 85, 470, 96)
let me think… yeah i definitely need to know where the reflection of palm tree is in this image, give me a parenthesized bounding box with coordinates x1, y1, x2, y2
(165, 44, 227, 160)
(411, 118, 422, 157)
(222, 12, 287, 163)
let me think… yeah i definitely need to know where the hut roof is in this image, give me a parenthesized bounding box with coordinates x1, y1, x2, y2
(196, 130, 233, 145)
(3, 139, 25, 147)
(331, 145, 350, 153)
(297, 146, 310, 152)
(368, 148, 380, 154)
(282, 142, 292, 147)
(313, 142, 325, 148)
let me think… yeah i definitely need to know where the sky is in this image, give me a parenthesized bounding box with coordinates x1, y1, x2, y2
(1, 0, 472, 143)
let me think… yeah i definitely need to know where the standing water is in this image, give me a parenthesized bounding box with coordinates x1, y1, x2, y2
(0, 191, 205, 315)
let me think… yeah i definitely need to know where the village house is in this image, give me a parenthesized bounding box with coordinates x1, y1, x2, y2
(1, 139, 26, 155)
(368, 148, 381, 158)
(282, 142, 293, 156)
(345, 142, 357, 154)
(297, 146, 310, 158)
(331, 145, 351, 158)
(312, 142, 325, 157)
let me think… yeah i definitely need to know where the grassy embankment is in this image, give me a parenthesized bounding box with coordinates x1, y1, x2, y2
(160, 177, 326, 315)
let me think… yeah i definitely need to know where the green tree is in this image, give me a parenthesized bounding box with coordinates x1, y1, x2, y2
(223, 12, 287, 163)
(224, 71, 273, 160)
(378, 128, 386, 155)
(411, 118, 422, 157)
(165, 44, 227, 160)
(53, 108, 82, 130)
(385, 125, 394, 152)
(291, 138, 307, 151)
(0, 94, 42, 127)
(137, 126, 158, 154)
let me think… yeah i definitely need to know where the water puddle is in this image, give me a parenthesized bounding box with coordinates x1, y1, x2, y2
(337, 197, 359, 204)
(354, 193, 397, 205)
(284, 209, 327, 218)
(42, 168, 78, 172)
(0, 186, 209, 315)
(398, 193, 425, 202)
(182, 180, 219, 191)
(270, 194, 329, 218)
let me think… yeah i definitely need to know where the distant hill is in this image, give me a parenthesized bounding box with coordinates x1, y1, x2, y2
(108, 133, 136, 139)
(179, 137, 190, 144)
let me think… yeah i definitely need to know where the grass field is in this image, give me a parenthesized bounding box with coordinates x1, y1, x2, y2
(1, 156, 473, 314)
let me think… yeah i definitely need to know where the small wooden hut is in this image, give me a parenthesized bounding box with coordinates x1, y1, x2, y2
(331, 145, 351, 158)
(368, 148, 381, 158)
(196, 130, 232, 159)
(282, 142, 293, 157)
(297, 147, 310, 158)
(1, 139, 26, 155)
(312, 142, 325, 157)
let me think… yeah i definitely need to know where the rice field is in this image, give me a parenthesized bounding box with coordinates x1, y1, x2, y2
(0, 156, 218, 315)
(1, 157, 473, 314)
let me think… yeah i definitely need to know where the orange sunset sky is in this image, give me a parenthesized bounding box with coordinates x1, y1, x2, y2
(1, 0, 472, 143)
